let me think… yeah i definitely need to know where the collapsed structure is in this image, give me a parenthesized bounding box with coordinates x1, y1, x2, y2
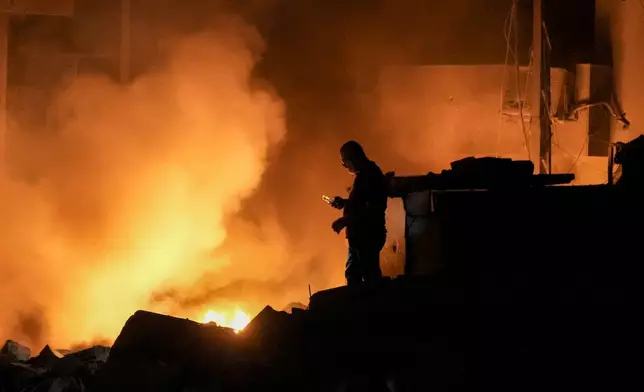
(2, 136, 644, 391)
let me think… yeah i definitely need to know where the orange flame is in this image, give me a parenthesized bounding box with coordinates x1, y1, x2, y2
(202, 308, 251, 333)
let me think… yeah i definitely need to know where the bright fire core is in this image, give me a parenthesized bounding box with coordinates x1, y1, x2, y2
(202, 309, 251, 333)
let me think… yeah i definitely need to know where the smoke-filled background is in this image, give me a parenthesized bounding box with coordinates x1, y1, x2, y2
(0, 9, 291, 349)
(0, 0, 607, 351)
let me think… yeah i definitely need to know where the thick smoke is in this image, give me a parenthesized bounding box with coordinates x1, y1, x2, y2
(0, 15, 285, 349)
(143, 0, 490, 321)
(1, 0, 518, 351)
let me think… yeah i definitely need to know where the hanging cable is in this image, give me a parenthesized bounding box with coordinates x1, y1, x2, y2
(498, 0, 531, 159)
(496, 2, 516, 157)
(552, 124, 624, 174)
(568, 101, 631, 128)
(539, 18, 554, 174)
(512, 1, 531, 160)
(565, 134, 588, 173)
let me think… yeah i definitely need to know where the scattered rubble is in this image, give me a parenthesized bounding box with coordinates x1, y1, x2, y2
(0, 276, 449, 392)
(2, 161, 642, 390)
(1, 257, 639, 392)
(1, 340, 31, 362)
(27, 345, 64, 370)
(0, 340, 111, 392)
(281, 302, 307, 313)
(614, 134, 644, 187)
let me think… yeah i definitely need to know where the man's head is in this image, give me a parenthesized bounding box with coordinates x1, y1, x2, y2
(340, 140, 368, 174)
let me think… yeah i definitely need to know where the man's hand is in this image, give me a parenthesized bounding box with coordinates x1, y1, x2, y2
(330, 197, 346, 210)
(331, 217, 346, 234)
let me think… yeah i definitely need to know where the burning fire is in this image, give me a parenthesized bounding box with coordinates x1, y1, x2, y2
(202, 308, 251, 333)
(0, 17, 291, 350)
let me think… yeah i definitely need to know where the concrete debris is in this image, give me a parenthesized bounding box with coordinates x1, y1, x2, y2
(0, 343, 113, 392)
(1, 232, 639, 392)
(281, 302, 307, 313)
(242, 306, 292, 343)
(0, 361, 45, 391)
(50, 354, 84, 377)
(67, 346, 110, 374)
(28, 377, 85, 392)
(615, 134, 644, 187)
(49, 377, 85, 392)
(89, 311, 208, 392)
(40, 346, 65, 360)
(69, 346, 110, 364)
(0, 276, 469, 391)
(27, 345, 64, 370)
(1, 340, 31, 362)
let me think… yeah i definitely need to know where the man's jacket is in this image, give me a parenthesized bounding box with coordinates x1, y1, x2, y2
(343, 160, 388, 240)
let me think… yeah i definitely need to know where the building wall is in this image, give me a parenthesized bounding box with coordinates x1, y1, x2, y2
(375, 64, 604, 182)
(597, 0, 644, 144)
(376, 65, 522, 168)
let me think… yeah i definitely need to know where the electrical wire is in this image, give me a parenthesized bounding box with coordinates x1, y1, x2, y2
(565, 134, 589, 173)
(522, 46, 533, 113)
(503, 2, 519, 61)
(552, 129, 618, 174)
(497, 2, 516, 157)
(535, 8, 626, 178)
(554, 98, 631, 174)
(512, 1, 531, 160)
(550, 130, 586, 174)
(539, 19, 554, 174)
(498, 0, 531, 159)
(569, 101, 630, 128)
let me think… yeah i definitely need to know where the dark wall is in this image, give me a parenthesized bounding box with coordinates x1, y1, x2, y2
(6, 0, 599, 81)
(543, 0, 596, 69)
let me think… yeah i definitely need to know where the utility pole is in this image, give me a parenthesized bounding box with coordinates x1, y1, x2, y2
(530, 0, 552, 174)
(120, 0, 131, 84)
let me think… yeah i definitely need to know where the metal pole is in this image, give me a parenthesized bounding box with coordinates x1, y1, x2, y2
(120, 0, 131, 83)
(607, 144, 615, 185)
(540, 19, 552, 175)
(530, 0, 552, 174)
(530, 0, 543, 173)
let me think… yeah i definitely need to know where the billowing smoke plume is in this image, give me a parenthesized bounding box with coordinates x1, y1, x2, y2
(0, 15, 286, 349)
(1, 0, 520, 351)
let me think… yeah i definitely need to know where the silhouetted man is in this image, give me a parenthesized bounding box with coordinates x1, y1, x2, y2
(329, 141, 388, 286)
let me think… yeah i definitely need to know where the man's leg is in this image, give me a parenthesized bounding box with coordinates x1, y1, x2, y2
(345, 244, 364, 286)
(362, 248, 383, 283)
(362, 235, 385, 284)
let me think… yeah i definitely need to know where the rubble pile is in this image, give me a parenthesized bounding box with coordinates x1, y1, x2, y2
(0, 340, 110, 392)
(0, 275, 461, 392)
(614, 134, 644, 187)
(3, 156, 642, 391)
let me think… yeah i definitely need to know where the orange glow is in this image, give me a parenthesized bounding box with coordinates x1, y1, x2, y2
(0, 18, 291, 352)
(202, 308, 251, 333)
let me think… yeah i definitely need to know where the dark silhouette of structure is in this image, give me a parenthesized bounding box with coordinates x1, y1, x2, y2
(3, 152, 644, 391)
